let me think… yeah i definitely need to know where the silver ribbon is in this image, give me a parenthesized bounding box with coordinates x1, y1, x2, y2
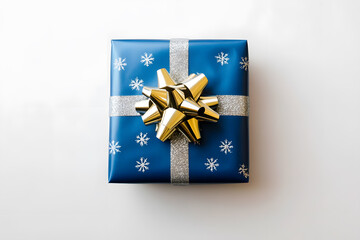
(169, 39, 190, 185)
(109, 39, 249, 185)
(110, 95, 146, 116)
(110, 95, 249, 117)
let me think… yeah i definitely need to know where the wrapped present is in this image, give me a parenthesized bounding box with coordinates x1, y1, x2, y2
(109, 39, 249, 184)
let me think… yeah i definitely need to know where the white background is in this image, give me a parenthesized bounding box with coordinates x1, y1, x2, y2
(0, 0, 359, 239)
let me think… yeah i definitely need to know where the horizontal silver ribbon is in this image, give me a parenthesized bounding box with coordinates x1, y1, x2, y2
(217, 95, 249, 116)
(110, 95, 249, 117)
(110, 95, 146, 116)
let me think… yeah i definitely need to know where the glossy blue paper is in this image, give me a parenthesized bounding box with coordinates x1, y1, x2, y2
(109, 39, 249, 183)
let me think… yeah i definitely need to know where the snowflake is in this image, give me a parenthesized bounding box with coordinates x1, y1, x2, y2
(238, 164, 249, 178)
(129, 77, 144, 91)
(239, 57, 249, 71)
(135, 132, 150, 146)
(205, 158, 219, 172)
(140, 53, 154, 67)
(219, 139, 233, 154)
(135, 157, 150, 172)
(113, 57, 127, 71)
(215, 52, 229, 66)
(109, 140, 121, 155)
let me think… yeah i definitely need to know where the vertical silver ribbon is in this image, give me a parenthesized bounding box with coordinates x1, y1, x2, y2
(169, 39, 190, 185)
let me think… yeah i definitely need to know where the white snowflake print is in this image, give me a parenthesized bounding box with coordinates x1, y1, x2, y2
(238, 164, 249, 178)
(205, 158, 219, 172)
(140, 53, 154, 67)
(239, 57, 249, 71)
(109, 140, 121, 155)
(135, 157, 150, 172)
(135, 132, 150, 146)
(129, 77, 144, 91)
(113, 57, 127, 71)
(215, 52, 229, 66)
(219, 139, 233, 154)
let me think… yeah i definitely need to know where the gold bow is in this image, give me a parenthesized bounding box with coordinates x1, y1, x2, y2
(135, 68, 219, 143)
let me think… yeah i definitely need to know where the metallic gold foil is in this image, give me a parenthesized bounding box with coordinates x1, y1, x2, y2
(144, 88, 168, 110)
(179, 97, 203, 116)
(135, 68, 220, 143)
(142, 105, 162, 125)
(196, 100, 220, 122)
(156, 108, 186, 141)
(177, 118, 201, 143)
(157, 68, 176, 88)
(169, 87, 185, 108)
(182, 74, 208, 101)
(135, 99, 152, 113)
(199, 96, 218, 109)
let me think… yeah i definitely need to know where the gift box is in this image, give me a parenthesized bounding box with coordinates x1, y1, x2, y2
(109, 39, 249, 184)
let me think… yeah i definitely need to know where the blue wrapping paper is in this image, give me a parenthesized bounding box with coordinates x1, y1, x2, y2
(109, 39, 249, 183)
